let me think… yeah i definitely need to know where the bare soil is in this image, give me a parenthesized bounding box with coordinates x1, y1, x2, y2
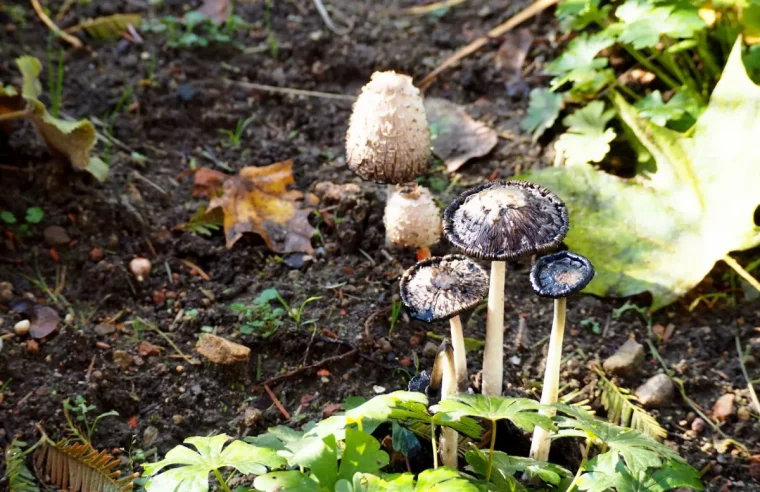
(1, 0, 759, 490)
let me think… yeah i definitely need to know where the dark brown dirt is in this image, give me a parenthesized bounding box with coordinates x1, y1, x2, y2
(1, 0, 759, 490)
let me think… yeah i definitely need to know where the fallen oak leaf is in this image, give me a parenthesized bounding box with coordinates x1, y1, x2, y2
(192, 168, 229, 198)
(425, 98, 498, 172)
(207, 160, 318, 254)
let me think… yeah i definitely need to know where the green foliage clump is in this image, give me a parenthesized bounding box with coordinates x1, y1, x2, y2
(143, 12, 248, 49)
(142, 392, 703, 492)
(230, 288, 286, 337)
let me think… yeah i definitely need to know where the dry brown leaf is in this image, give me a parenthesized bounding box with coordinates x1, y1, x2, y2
(495, 28, 533, 96)
(424, 98, 498, 172)
(204, 160, 317, 253)
(194, 0, 231, 24)
(192, 168, 229, 198)
(30, 306, 60, 339)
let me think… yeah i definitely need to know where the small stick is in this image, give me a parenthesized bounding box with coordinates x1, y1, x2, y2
(85, 355, 96, 382)
(264, 384, 291, 420)
(30, 0, 83, 49)
(260, 348, 358, 387)
(180, 259, 211, 281)
(723, 255, 760, 293)
(736, 336, 760, 414)
(419, 0, 559, 89)
(222, 78, 356, 101)
(311, 0, 353, 35)
(403, 0, 466, 15)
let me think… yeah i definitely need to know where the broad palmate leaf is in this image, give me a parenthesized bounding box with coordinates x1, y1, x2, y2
(431, 394, 553, 434)
(143, 435, 284, 492)
(524, 37, 760, 309)
(577, 452, 703, 491)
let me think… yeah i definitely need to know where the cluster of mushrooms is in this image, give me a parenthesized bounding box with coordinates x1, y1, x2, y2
(345, 71, 595, 467)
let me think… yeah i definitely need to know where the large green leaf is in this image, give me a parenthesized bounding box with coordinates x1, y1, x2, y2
(337, 429, 389, 481)
(254, 470, 320, 492)
(577, 453, 703, 492)
(554, 101, 617, 166)
(463, 448, 527, 492)
(524, 37, 760, 310)
(292, 434, 339, 489)
(431, 394, 553, 434)
(143, 435, 285, 492)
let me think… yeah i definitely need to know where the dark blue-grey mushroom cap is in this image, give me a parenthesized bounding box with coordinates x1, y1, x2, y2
(443, 180, 568, 261)
(399, 255, 488, 322)
(530, 251, 595, 298)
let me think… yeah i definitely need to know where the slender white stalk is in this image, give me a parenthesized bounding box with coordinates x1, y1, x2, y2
(482, 261, 506, 396)
(449, 315, 468, 393)
(529, 297, 567, 462)
(439, 348, 458, 468)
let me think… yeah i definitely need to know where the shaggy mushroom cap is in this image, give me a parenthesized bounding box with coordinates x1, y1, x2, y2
(530, 251, 595, 298)
(384, 183, 441, 249)
(400, 254, 488, 322)
(443, 180, 569, 261)
(345, 71, 430, 184)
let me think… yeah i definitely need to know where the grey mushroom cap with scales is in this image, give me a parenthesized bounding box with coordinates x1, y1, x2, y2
(400, 255, 487, 394)
(528, 251, 595, 463)
(443, 180, 569, 397)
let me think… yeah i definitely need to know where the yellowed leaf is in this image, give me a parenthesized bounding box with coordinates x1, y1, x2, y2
(204, 160, 317, 253)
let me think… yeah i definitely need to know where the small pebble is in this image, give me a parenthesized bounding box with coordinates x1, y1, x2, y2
(0, 281, 13, 303)
(89, 248, 104, 262)
(14, 319, 30, 336)
(143, 426, 159, 447)
(172, 415, 183, 425)
(94, 323, 116, 336)
(176, 365, 185, 373)
(422, 341, 438, 358)
(713, 393, 736, 421)
(43, 226, 71, 247)
(26, 339, 39, 353)
(691, 417, 706, 433)
(737, 406, 751, 421)
(373, 385, 386, 394)
(634, 374, 675, 407)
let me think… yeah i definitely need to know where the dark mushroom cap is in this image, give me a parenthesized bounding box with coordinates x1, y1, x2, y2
(443, 180, 569, 261)
(529, 251, 595, 298)
(400, 255, 488, 323)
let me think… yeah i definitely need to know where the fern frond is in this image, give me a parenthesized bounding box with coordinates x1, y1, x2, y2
(559, 388, 594, 413)
(65, 14, 141, 39)
(34, 437, 135, 492)
(594, 367, 667, 440)
(5, 440, 40, 492)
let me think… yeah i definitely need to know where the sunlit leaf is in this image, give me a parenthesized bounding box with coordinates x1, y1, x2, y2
(554, 101, 617, 166)
(577, 452, 703, 491)
(520, 89, 564, 142)
(254, 470, 320, 492)
(431, 394, 553, 434)
(464, 448, 526, 492)
(523, 38, 760, 309)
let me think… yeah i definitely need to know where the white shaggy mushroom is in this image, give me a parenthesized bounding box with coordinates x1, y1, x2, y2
(384, 183, 440, 258)
(345, 71, 430, 184)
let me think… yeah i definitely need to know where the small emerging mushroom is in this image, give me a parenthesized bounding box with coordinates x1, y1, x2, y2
(426, 340, 458, 469)
(130, 257, 152, 282)
(400, 254, 488, 392)
(385, 183, 441, 259)
(345, 71, 430, 184)
(527, 251, 594, 462)
(444, 180, 568, 396)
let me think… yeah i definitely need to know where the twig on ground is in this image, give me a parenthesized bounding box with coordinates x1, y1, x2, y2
(260, 348, 358, 387)
(311, 0, 353, 35)
(418, 0, 559, 89)
(364, 306, 392, 340)
(180, 259, 211, 281)
(30, 0, 83, 49)
(736, 336, 760, 414)
(222, 79, 356, 101)
(403, 0, 466, 15)
(85, 355, 96, 382)
(264, 384, 291, 420)
(723, 255, 760, 293)
(133, 172, 169, 197)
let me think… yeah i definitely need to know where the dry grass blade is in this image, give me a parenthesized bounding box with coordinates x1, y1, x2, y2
(34, 437, 135, 492)
(418, 0, 558, 90)
(594, 367, 667, 440)
(402, 0, 467, 15)
(30, 0, 83, 48)
(65, 14, 142, 39)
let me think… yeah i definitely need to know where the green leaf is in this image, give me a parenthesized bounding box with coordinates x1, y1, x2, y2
(414, 467, 484, 491)
(292, 434, 338, 489)
(338, 429, 389, 480)
(520, 89, 564, 142)
(86, 156, 109, 182)
(352, 472, 416, 491)
(554, 404, 682, 474)
(425, 331, 484, 353)
(554, 101, 617, 166)
(577, 453, 703, 491)
(491, 453, 572, 485)
(15, 56, 42, 99)
(614, 0, 705, 49)
(1, 211, 17, 224)
(25, 207, 44, 224)
(523, 38, 760, 310)
(254, 470, 320, 492)
(546, 32, 615, 94)
(255, 288, 280, 305)
(431, 394, 553, 434)
(464, 448, 526, 492)
(634, 91, 685, 126)
(556, 0, 611, 30)
(143, 435, 285, 492)
(392, 421, 421, 457)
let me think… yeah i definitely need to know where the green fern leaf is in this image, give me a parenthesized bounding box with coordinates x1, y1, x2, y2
(5, 440, 40, 492)
(595, 367, 667, 440)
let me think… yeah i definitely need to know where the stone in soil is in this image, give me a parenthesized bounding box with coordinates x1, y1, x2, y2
(14, 319, 31, 336)
(94, 323, 116, 336)
(113, 350, 134, 371)
(635, 373, 675, 407)
(43, 225, 71, 247)
(713, 393, 736, 421)
(422, 341, 438, 358)
(195, 333, 250, 365)
(603, 338, 645, 377)
(0, 281, 13, 303)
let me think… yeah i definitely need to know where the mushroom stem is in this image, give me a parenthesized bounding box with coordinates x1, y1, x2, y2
(529, 297, 567, 462)
(438, 344, 458, 469)
(482, 261, 506, 396)
(449, 315, 468, 393)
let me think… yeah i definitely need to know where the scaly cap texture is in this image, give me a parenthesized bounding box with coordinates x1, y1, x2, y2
(346, 71, 430, 184)
(384, 183, 441, 249)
